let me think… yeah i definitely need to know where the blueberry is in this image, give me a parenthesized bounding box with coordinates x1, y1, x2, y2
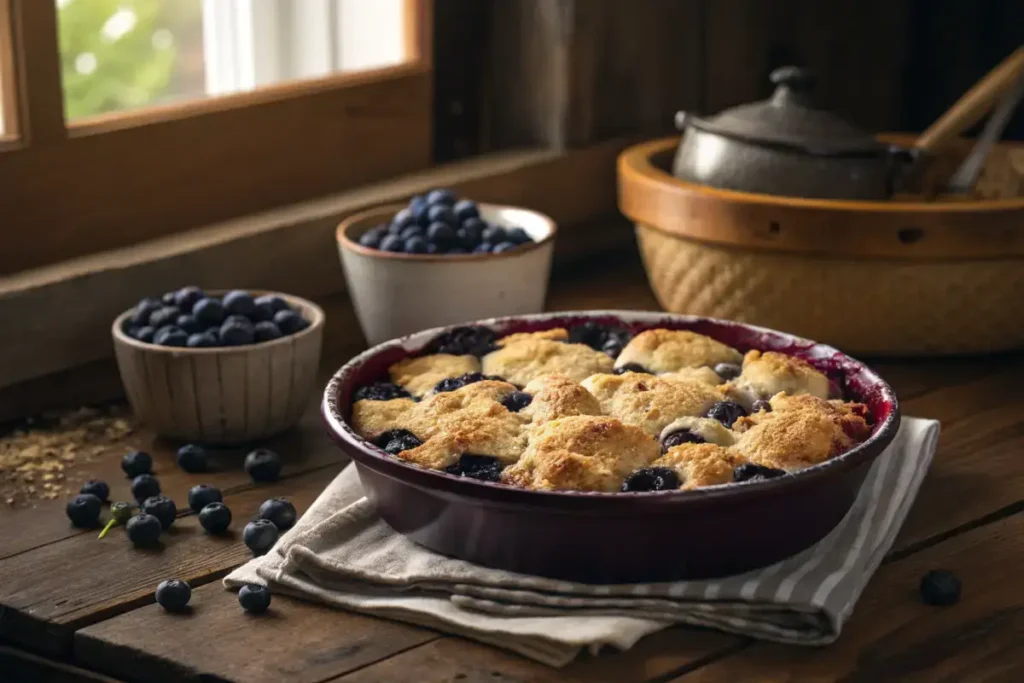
(254, 294, 290, 317)
(387, 221, 405, 235)
(391, 208, 417, 232)
(149, 306, 181, 329)
(426, 326, 497, 357)
(243, 519, 280, 556)
(374, 429, 422, 455)
(427, 205, 456, 226)
(253, 321, 283, 342)
(154, 326, 188, 347)
(142, 495, 177, 529)
(426, 188, 456, 206)
(258, 497, 297, 530)
(410, 195, 430, 225)
(220, 321, 255, 346)
(162, 292, 177, 305)
(175, 314, 201, 334)
(131, 474, 161, 503)
(460, 217, 485, 243)
(273, 310, 308, 335)
(126, 513, 162, 547)
(224, 314, 253, 329)
(134, 326, 156, 343)
(707, 400, 748, 428)
(447, 247, 468, 255)
(444, 454, 503, 482)
(426, 243, 440, 254)
(473, 242, 493, 253)
(353, 381, 411, 402)
(919, 569, 962, 606)
(601, 336, 626, 358)
(193, 297, 226, 326)
(505, 227, 531, 244)
(661, 429, 706, 453)
(176, 444, 207, 473)
(481, 225, 506, 244)
(238, 583, 272, 613)
(427, 221, 456, 247)
(122, 450, 153, 477)
(405, 236, 429, 254)
(110, 501, 134, 525)
(359, 227, 386, 248)
(188, 484, 223, 513)
(614, 363, 650, 375)
(400, 226, 426, 242)
(568, 323, 632, 357)
(130, 298, 162, 327)
(453, 199, 479, 222)
(198, 502, 232, 534)
(492, 241, 518, 253)
(173, 286, 204, 311)
(223, 290, 256, 317)
(752, 399, 773, 413)
(501, 391, 533, 412)
(155, 579, 191, 612)
(621, 467, 681, 492)
(66, 493, 102, 528)
(80, 479, 110, 502)
(433, 372, 487, 393)
(244, 449, 282, 483)
(186, 332, 218, 348)
(732, 463, 786, 483)
(714, 363, 742, 381)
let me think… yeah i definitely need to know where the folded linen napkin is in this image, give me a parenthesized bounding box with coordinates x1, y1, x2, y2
(226, 417, 939, 667)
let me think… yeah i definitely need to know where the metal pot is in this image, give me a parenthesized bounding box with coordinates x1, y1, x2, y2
(672, 66, 901, 200)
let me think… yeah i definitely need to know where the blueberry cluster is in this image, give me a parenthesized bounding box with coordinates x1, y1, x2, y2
(124, 287, 309, 348)
(358, 190, 535, 255)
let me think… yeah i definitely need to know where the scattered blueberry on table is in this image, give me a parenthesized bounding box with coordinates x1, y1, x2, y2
(243, 519, 280, 556)
(358, 190, 537, 255)
(176, 444, 208, 473)
(141, 495, 177, 530)
(121, 450, 153, 478)
(187, 484, 223, 513)
(198, 502, 232, 534)
(130, 473, 161, 503)
(919, 569, 962, 606)
(79, 479, 110, 502)
(155, 579, 192, 612)
(126, 513, 163, 547)
(258, 498, 297, 530)
(238, 584, 272, 614)
(66, 493, 102, 528)
(244, 448, 282, 483)
(124, 288, 309, 348)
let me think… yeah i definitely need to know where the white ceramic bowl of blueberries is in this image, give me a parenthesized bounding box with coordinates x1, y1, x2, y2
(112, 287, 324, 443)
(337, 190, 556, 345)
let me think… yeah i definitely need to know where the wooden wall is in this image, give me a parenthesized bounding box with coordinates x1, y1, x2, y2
(434, 0, 1024, 158)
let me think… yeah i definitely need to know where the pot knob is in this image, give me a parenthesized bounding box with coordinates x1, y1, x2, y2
(770, 65, 816, 92)
(674, 110, 690, 131)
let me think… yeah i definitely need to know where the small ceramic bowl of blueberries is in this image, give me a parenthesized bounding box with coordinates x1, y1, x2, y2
(337, 189, 556, 345)
(112, 287, 325, 444)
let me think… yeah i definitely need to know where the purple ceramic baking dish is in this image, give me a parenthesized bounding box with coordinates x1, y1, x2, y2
(322, 311, 900, 584)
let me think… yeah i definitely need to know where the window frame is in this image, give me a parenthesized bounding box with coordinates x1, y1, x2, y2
(0, 0, 433, 274)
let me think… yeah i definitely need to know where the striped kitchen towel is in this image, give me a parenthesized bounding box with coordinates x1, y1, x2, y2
(225, 417, 939, 667)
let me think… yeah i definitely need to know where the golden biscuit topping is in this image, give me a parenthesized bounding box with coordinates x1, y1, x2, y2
(659, 416, 735, 447)
(725, 350, 830, 408)
(496, 328, 569, 346)
(653, 443, 749, 490)
(482, 339, 613, 386)
(389, 354, 481, 397)
(615, 329, 742, 374)
(520, 374, 602, 423)
(581, 372, 722, 437)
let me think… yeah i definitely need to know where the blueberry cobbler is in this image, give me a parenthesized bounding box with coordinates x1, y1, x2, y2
(348, 324, 872, 493)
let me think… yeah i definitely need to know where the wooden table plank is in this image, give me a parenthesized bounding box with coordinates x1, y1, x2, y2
(75, 584, 436, 683)
(670, 514, 1024, 682)
(0, 463, 343, 656)
(0, 645, 125, 683)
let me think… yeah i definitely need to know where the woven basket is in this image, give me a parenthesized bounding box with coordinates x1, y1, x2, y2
(619, 137, 1024, 356)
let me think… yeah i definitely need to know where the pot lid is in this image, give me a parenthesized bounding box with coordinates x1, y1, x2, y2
(690, 66, 884, 156)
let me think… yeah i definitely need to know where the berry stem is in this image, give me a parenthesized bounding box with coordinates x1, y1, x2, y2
(98, 518, 117, 539)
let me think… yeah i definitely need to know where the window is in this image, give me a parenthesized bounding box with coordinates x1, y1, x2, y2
(0, 0, 432, 274)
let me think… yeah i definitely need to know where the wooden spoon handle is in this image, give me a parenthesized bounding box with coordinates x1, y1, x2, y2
(915, 46, 1024, 152)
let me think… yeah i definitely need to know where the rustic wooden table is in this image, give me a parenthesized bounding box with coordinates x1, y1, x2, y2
(1, 257, 1021, 683)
